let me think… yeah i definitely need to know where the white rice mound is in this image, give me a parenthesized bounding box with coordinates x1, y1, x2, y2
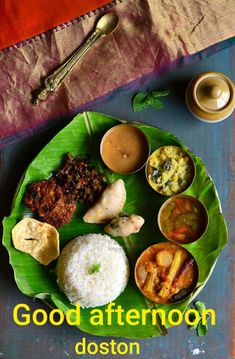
(57, 234, 129, 308)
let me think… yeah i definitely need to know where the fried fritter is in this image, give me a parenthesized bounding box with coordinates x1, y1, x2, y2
(24, 178, 76, 228)
(55, 154, 106, 203)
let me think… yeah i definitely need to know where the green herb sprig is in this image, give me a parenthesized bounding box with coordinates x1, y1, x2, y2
(188, 301, 211, 336)
(88, 263, 101, 274)
(132, 89, 170, 112)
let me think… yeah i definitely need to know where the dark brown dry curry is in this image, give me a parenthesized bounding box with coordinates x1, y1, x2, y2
(24, 154, 106, 228)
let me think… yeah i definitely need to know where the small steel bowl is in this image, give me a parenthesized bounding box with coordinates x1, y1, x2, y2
(145, 145, 196, 196)
(158, 195, 209, 244)
(134, 242, 199, 305)
(100, 124, 150, 175)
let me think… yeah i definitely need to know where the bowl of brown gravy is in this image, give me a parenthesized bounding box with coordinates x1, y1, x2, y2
(100, 124, 150, 174)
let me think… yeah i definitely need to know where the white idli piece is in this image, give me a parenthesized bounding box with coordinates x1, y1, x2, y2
(56, 234, 129, 308)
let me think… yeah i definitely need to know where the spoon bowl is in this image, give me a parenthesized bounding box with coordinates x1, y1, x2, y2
(96, 12, 119, 35)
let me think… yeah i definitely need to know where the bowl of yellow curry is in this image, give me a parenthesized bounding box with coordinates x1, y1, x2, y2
(146, 146, 195, 196)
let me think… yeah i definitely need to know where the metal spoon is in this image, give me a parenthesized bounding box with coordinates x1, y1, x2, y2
(33, 12, 119, 105)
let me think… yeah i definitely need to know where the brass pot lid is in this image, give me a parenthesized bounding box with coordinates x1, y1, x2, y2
(186, 72, 235, 122)
(195, 74, 230, 111)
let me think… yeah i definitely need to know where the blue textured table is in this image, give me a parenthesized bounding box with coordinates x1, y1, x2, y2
(0, 43, 234, 359)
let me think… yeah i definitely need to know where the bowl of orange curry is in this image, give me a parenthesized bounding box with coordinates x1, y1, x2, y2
(158, 195, 209, 244)
(134, 242, 198, 304)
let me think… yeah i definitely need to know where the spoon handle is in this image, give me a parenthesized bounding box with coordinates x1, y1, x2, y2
(33, 29, 103, 105)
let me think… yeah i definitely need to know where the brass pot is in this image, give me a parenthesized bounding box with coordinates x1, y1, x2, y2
(186, 71, 235, 123)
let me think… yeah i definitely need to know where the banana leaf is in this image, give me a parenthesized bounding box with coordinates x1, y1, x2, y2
(2, 112, 227, 338)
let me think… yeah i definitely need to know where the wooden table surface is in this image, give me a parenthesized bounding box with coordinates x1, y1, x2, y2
(0, 43, 234, 359)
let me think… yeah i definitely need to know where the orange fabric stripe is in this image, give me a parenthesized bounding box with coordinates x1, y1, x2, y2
(0, 0, 112, 50)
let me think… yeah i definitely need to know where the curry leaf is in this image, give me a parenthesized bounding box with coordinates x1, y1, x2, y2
(197, 319, 208, 337)
(188, 301, 210, 337)
(149, 97, 165, 110)
(132, 92, 149, 112)
(152, 90, 170, 98)
(195, 300, 206, 315)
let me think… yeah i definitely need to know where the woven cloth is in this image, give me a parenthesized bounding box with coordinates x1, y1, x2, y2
(0, 0, 112, 50)
(0, 0, 235, 147)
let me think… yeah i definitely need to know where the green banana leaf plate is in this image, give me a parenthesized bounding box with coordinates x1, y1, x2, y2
(2, 112, 228, 338)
